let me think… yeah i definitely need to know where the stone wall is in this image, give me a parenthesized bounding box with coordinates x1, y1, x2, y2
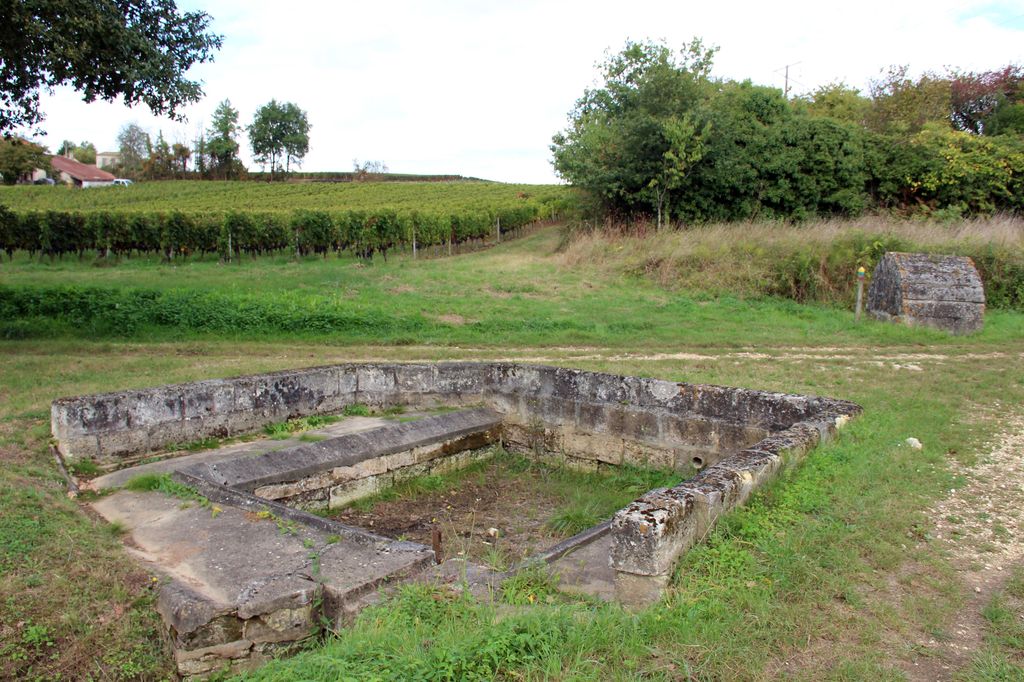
(54, 363, 861, 611)
(53, 363, 847, 472)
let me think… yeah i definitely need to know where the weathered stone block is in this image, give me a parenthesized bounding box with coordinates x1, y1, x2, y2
(868, 252, 985, 334)
(242, 604, 316, 644)
(329, 473, 392, 508)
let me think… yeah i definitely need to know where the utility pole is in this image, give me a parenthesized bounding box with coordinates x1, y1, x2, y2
(775, 61, 802, 99)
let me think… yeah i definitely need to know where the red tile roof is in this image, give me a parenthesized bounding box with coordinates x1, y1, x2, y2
(50, 155, 116, 182)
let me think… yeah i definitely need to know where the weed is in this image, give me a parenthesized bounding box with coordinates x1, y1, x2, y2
(123, 473, 208, 506)
(342, 403, 371, 417)
(546, 501, 602, 536)
(482, 545, 511, 572)
(68, 457, 101, 477)
(501, 563, 560, 605)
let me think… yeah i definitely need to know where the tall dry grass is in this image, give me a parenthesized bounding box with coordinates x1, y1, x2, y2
(558, 214, 1024, 307)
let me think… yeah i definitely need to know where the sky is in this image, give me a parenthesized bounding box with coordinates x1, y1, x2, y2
(25, 0, 1024, 183)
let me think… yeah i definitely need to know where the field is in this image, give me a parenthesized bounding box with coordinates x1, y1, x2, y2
(0, 179, 572, 214)
(1, 215, 1023, 680)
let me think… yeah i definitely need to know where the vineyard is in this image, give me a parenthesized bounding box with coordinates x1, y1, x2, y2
(0, 181, 574, 260)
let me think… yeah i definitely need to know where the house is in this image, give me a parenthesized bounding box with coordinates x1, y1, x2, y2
(50, 155, 116, 187)
(95, 151, 121, 169)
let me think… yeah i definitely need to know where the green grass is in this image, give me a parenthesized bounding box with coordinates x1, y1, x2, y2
(122, 473, 207, 505)
(0, 221, 1022, 679)
(960, 566, 1024, 680)
(3, 227, 1023, 348)
(341, 449, 680, 532)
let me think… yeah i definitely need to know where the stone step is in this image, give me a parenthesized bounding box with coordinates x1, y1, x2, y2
(88, 416, 391, 491)
(91, 490, 432, 679)
(182, 407, 503, 493)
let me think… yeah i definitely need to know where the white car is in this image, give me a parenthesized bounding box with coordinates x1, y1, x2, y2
(112, 178, 134, 186)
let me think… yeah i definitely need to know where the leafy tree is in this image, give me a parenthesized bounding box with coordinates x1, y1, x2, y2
(801, 83, 871, 126)
(551, 39, 716, 222)
(72, 141, 96, 165)
(0, 137, 49, 184)
(171, 142, 191, 176)
(947, 65, 1024, 135)
(249, 100, 310, 179)
(0, 0, 222, 133)
(867, 65, 951, 134)
(206, 99, 243, 179)
(55, 139, 95, 163)
(116, 123, 151, 178)
(193, 132, 207, 176)
(144, 130, 174, 179)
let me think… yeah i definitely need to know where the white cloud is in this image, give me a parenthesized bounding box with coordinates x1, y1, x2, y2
(25, 0, 1024, 183)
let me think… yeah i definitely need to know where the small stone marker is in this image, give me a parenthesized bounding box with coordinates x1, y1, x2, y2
(867, 252, 985, 334)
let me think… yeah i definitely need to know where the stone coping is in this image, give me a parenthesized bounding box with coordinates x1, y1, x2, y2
(51, 362, 853, 463)
(181, 408, 502, 491)
(56, 362, 862, 614)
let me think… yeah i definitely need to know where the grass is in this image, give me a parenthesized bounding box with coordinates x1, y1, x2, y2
(3, 226, 1024, 347)
(340, 449, 679, 532)
(561, 214, 1024, 310)
(961, 567, 1024, 680)
(122, 473, 208, 505)
(0, 220, 1022, 679)
(263, 413, 342, 439)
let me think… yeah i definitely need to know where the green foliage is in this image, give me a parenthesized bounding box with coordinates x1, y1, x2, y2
(342, 403, 372, 417)
(249, 100, 311, 178)
(0, 138, 49, 186)
(123, 473, 207, 505)
(0, 0, 222, 132)
(501, 563, 561, 606)
(264, 414, 340, 438)
(546, 499, 602, 535)
(555, 41, 1024, 221)
(0, 181, 568, 260)
(205, 99, 244, 179)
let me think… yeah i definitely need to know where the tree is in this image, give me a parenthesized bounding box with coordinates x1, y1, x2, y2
(193, 132, 207, 176)
(0, 0, 222, 133)
(72, 141, 96, 165)
(0, 137, 49, 184)
(171, 142, 191, 176)
(249, 100, 310, 179)
(206, 99, 242, 179)
(867, 66, 951, 134)
(54, 139, 95, 163)
(117, 123, 151, 178)
(801, 83, 871, 126)
(144, 130, 173, 179)
(948, 65, 1024, 135)
(551, 39, 716, 220)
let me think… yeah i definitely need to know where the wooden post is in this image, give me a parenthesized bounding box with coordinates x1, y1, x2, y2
(431, 526, 443, 564)
(496, 216, 501, 244)
(855, 266, 866, 322)
(412, 226, 417, 260)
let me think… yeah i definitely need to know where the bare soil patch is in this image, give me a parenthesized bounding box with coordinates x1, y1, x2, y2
(331, 459, 579, 568)
(893, 415, 1024, 680)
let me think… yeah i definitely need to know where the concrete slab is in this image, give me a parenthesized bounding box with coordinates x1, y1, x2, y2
(89, 416, 390, 490)
(90, 488, 433, 677)
(550, 534, 615, 601)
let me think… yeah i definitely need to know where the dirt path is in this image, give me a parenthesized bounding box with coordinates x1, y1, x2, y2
(903, 415, 1024, 679)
